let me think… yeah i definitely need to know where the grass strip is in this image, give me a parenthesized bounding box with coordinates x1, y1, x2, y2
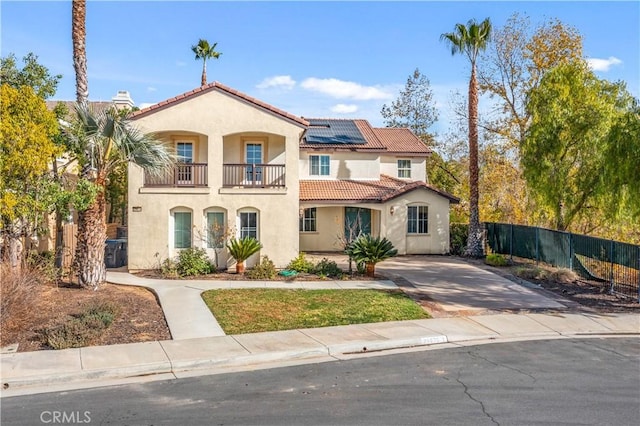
(201, 288, 429, 334)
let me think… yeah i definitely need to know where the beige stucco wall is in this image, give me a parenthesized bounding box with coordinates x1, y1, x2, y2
(299, 151, 380, 180)
(128, 89, 304, 270)
(380, 155, 427, 182)
(300, 188, 450, 255)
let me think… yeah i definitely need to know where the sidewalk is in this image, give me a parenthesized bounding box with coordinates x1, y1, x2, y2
(2, 267, 639, 396)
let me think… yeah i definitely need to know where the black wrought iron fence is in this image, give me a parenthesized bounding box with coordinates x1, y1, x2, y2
(485, 222, 639, 301)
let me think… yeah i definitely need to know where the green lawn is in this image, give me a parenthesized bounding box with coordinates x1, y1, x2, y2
(201, 289, 430, 334)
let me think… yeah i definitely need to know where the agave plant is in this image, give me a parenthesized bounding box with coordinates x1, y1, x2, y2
(226, 236, 262, 274)
(345, 235, 398, 277)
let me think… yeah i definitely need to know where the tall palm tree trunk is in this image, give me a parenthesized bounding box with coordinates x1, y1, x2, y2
(201, 60, 207, 86)
(465, 65, 484, 257)
(72, 0, 88, 106)
(74, 176, 107, 288)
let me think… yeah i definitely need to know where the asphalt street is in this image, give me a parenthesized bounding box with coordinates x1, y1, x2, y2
(2, 337, 639, 425)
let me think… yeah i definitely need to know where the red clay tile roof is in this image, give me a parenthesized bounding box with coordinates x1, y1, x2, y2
(300, 118, 386, 151)
(372, 127, 431, 154)
(129, 82, 308, 127)
(300, 175, 459, 203)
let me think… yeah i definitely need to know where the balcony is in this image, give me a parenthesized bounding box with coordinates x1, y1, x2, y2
(223, 164, 285, 188)
(144, 163, 208, 187)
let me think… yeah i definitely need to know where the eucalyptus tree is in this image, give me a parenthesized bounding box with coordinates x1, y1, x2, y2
(67, 107, 175, 289)
(191, 39, 222, 86)
(441, 18, 492, 258)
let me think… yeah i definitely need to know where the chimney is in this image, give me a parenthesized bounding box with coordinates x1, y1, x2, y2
(111, 90, 135, 109)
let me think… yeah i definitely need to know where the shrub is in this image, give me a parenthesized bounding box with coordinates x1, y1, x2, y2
(160, 258, 179, 278)
(0, 262, 45, 331)
(176, 247, 214, 277)
(450, 223, 468, 255)
(485, 253, 508, 267)
(287, 252, 315, 273)
(246, 256, 277, 280)
(43, 302, 119, 349)
(345, 235, 398, 277)
(26, 250, 59, 282)
(550, 268, 578, 284)
(515, 266, 548, 281)
(227, 237, 263, 273)
(313, 258, 343, 278)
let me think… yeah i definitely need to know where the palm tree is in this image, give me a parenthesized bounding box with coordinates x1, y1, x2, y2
(72, 0, 88, 106)
(191, 39, 221, 86)
(68, 106, 175, 289)
(441, 18, 492, 258)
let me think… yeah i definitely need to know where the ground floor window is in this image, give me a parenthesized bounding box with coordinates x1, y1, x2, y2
(407, 205, 428, 234)
(299, 208, 317, 232)
(206, 211, 226, 248)
(239, 211, 258, 240)
(174, 211, 192, 248)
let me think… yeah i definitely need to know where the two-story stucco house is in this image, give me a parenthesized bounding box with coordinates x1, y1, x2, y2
(127, 82, 458, 271)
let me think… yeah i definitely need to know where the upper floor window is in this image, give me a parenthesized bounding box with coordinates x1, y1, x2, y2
(407, 205, 428, 234)
(299, 208, 317, 232)
(177, 142, 193, 163)
(310, 155, 330, 176)
(397, 159, 411, 178)
(174, 211, 192, 248)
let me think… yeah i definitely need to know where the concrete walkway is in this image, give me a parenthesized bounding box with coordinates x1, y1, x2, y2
(106, 272, 398, 340)
(1, 258, 638, 396)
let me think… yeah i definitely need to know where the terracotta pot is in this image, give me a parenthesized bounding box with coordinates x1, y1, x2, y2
(365, 263, 375, 277)
(236, 262, 245, 274)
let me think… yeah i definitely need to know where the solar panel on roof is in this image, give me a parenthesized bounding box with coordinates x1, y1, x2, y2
(305, 119, 367, 144)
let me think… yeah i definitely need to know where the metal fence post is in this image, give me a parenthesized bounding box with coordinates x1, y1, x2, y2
(510, 223, 513, 260)
(609, 239, 615, 294)
(535, 226, 539, 264)
(569, 232, 573, 272)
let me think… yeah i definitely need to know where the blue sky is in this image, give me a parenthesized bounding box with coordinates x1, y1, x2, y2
(2, 1, 638, 136)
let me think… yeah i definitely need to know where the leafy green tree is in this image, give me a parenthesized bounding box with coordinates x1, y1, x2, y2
(0, 85, 61, 266)
(191, 39, 222, 86)
(441, 18, 492, 258)
(523, 61, 631, 231)
(66, 106, 175, 289)
(0, 53, 62, 99)
(381, 68, 438, 143)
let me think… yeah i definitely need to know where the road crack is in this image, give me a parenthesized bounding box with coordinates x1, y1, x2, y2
(456, 371, 500, 426)
(468, 350, 537, 383)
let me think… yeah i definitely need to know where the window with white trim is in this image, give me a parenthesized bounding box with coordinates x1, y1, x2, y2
(239, 211, 258, 240)
(176, 142, 193, 163)
(397, 159, 411, 178)
(299, 208, 317, 232)
(407, 205, 428, 234)
(206, 211, 226, 248)
(310, 155, 330, 176)
(174, 211, 192, 248)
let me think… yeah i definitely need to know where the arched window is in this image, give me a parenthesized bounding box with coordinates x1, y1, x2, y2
(204, 208, 227, 248)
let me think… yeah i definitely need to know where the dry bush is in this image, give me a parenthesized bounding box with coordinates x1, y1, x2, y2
(549, 268, 579, 284)
(0, 262, 50, 336)
(514, 266, 549, 281)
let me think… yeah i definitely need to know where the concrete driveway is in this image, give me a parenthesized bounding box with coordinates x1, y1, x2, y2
(376, 256, 567, 314)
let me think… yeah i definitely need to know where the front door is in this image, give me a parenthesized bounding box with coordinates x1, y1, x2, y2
(344, 207, 371, 242)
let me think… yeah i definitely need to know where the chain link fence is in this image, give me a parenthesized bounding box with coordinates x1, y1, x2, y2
(485, 222, 640, 301)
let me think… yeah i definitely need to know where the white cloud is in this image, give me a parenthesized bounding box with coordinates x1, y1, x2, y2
(147, 87, 157, 92)
(587, 56, 622, 72)
(300, 77, 393, 100)
(176, 61, 187, 67)
(330, 104, 359, 114)
(256, 75, 296, 90)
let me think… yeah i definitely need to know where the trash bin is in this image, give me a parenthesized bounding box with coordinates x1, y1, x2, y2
(115, 239, 127, 267)
(105, 240, 119, 268)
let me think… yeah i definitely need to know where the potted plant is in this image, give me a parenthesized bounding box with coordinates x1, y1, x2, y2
(345, 234, 398, 277)
(226, 236, 262, 274)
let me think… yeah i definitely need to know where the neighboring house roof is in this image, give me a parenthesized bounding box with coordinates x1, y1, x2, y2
(372, 127, 431, 155)
(45, 100, 114, 118)
(300, 175, 459, 204)
(129, 82, 309, 127)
